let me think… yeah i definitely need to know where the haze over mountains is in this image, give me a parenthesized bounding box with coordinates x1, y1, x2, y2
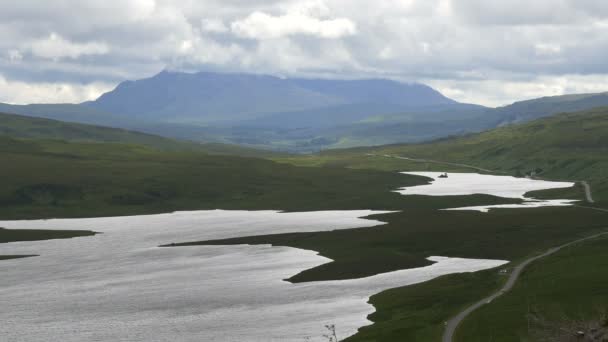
(2, 70, 608, 151)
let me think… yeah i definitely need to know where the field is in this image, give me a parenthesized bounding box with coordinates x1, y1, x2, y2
(456, 234, 608, 341)
(0, 136, 431, 220)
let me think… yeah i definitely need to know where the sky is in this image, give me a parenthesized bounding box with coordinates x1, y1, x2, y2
(1, 0, 608, 107)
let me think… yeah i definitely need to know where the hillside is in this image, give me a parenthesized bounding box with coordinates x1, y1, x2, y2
(0, 135, 428, 219)
(490, 92, 608, 125)
(4, 72, 608, 152)
(297, 106, 608, 203)
(0, 111, 285, 158)
(0, 111, 193, 150)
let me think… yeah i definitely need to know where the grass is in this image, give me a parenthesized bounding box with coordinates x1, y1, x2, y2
(0, 135, 433, 220)
(4, 106, 608, 340)
(455, 234, 608, 341)
(344, 270, 504, 342)
(0, 227, 96, 243)
(276, 107, 608, 205)
(165, 206, 608, 283)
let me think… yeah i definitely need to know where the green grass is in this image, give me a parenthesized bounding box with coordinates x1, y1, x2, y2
(4, 106, 608, 341)
(165, 207, 608, 283)
(455, 234, 608, 341)
(0, 227, 96, 243)
(0, 111, 193, 151)
(277, 107, 608, 205)
(0, 135, 432, 220)
(0, 111, 283, 158)
(344, 270, 504, 342)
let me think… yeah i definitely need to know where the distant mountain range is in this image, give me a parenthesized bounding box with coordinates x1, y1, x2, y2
(86, 71, 458, 123)
(1, 71, 608, 151)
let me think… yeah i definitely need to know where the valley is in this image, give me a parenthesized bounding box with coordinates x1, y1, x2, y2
(2, 75, 608, 342)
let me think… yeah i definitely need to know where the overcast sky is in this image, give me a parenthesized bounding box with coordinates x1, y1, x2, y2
(1, 0, 608, 106)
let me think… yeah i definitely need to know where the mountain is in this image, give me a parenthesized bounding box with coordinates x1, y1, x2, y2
(4, 71, 608, 152)
(86, 71, 457, 124)
(489, 92, 608, 125)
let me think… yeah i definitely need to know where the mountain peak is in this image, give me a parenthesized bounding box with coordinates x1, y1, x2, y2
(88, 71, 457, 123)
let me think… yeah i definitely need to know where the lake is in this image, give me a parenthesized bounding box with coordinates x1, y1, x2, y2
(1, 209, 506, 341)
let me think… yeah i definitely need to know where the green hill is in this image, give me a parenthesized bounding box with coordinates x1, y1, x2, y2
(0, 111, 192, 150)
(0, 135, 425, 220)
(291, 106, 608, 204)
(0, 111, 281, 157)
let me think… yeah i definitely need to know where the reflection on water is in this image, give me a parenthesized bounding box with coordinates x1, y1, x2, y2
(0, 210, 506, 341)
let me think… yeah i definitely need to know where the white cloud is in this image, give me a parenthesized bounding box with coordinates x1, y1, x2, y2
(29, 33, 109, 60)
(201, 18, 228, 33)
(0, 74, 115, 104)
(425, 74, 608, 107)
(535, 43, 562, 56)
(231, 1, 357, 39)
(2, 0, 608, 104)
(8, 50, 23, 62)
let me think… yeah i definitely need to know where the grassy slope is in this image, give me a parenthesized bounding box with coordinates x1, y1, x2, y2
(0, 111, 194, 150)
(261, 107, 608, 340)
(280, 107, 608, 204)
(0, 136, 429, 220)
(344, 269, 503, 342)
(456, 234, 608, 342)
(0, 111, 284, 158)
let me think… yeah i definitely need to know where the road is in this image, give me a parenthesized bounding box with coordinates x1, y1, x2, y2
(441, 232, 608, 342)
(370, 153, 500, 174)
(581, 181, 595, 203)
(368, 153, 605, 341)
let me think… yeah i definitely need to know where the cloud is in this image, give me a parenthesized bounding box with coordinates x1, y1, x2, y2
(28, 33, 109, 60)
(201, 18, 228, 33)
(0, 74, 114, 104)
(231, 1, 357, 39)
(2, 0, 608, 105)
(425, 74, 608, 107)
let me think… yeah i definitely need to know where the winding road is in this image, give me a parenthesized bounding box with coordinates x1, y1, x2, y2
(581, 181, 595, 203)
(369, 153, 500, 174)
(441, 231, 608, 342)
(369, 153, 605, 341)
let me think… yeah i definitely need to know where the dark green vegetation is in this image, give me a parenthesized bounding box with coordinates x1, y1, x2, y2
(0, 111, 192, 150)
(0, 227, 96, 260)
(4, 103, 608, 340)
(165, 207, 608, 283)
(0, 135, 431, 220)
(0, 227, 96, 243)
(283, 106, 608, 204)
(455, 234, 608, 342)
(0, 255, 38, 260)
(0, 111, 281, 157)
(344, 270, 504, 342)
